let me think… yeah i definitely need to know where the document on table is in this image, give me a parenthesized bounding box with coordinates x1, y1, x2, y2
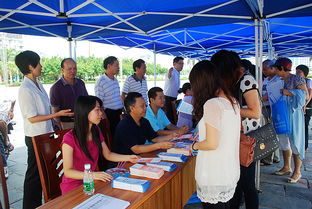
(177, 100, 193, 115)
(73, 193, 130, 209)
(267, 79, 284, 104)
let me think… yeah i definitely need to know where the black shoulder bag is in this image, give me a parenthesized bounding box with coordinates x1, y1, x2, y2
(239, 89, 279, 162)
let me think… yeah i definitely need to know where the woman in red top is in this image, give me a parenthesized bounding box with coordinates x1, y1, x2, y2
(61, 95, 138, 194)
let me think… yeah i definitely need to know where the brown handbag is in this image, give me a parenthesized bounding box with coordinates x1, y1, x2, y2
(240, 133, 256, 167)
(239, 122, 256, 167)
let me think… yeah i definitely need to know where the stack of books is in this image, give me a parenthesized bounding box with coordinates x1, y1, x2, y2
(130, 164, 164, 179)
(146, 161, 177, 172)
(157, 152, 188, 162)
(167, 141, 192, 156)
(112, 176, 150, 193)
(135, 157, 161, 163)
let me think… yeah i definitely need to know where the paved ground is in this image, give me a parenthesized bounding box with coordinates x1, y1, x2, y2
(5, 143, 312, 209)
(184, 143, 312, 209)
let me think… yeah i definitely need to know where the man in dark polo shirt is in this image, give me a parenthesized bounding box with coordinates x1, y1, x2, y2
(112, 92, 174, 155)
(50, 58, 88, 129)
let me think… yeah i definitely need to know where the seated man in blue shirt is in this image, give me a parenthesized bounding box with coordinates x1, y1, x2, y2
(145, 87, 188, 136)
(112, 92, 174, 155)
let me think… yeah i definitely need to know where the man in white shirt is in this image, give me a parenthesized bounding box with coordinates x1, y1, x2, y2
(261, 59, 280, 165)
(121, 59, 148, 104)
(164, 56, 184, 123)
(95, 56, 123, 137)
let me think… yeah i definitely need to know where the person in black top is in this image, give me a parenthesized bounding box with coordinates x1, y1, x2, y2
(112, 92, 174, 155)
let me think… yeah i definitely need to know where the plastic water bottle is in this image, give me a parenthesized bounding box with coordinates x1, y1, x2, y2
(83, 164, 94, 195)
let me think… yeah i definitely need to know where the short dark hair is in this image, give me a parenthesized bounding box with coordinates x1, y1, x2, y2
(148, 87, 163, 103)
(241, 59, 256, 78)
(133, 59, 145, 72)
(15, 50, 40, 75)
(173, 56, 184, 63)
(124, 92, 143, 113)
(178, 82, 191, 94)
(61, 58, 75, 68)
(103, 56, 118, 69)
(296, 64, 310, 77)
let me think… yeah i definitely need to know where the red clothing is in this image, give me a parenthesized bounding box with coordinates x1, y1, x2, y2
(60, 129, 104, 194)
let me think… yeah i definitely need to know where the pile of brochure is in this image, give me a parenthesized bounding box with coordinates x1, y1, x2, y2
(167, 141, 192, 156)
(130, 164, 164, 179)
(157, 152, 188, 162)
(146, 161, 177, 172)
(112, 176, 150, 193)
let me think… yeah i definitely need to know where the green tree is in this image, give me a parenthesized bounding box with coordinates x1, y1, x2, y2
(40, 56, 62, 83)
(0, 48, 21, 84)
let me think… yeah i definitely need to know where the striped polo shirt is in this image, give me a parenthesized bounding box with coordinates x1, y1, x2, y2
(95, 74, 123, 110)
(122, 74, 148, 104)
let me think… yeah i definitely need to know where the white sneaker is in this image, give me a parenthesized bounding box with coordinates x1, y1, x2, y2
(4, 166, 8, 178)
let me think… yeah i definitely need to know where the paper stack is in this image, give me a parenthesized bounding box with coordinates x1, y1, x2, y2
(130, 164, 164, 179)
(176, 134, 193, 140)
(167, 141, 192, 156)
(112, 176, 150, 193)
(135, 157, 161, 163)
(105, 168, 130, 179)
(158, 152, 188, 162)
(146, 161, 177, 172)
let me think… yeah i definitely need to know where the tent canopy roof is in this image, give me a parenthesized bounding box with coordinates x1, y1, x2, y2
(0, 0, 311, 57)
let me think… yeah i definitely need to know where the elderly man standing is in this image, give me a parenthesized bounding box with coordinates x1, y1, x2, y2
(164, 56, 184, 123)
(121, 59, 148, 104)
(50, 58, 88, 130)
(261, 59, 281, 165)
(95, 56, 123, 137)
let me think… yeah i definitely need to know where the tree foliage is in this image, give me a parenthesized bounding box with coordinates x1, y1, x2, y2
(1, 48, 169, 84)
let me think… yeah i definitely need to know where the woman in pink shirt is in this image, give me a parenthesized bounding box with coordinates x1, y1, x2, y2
(61, 95, 138, 194)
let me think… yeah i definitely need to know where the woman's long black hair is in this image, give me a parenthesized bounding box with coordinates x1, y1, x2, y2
(189, 60, 236, 122)
(73, 96, 103, 161)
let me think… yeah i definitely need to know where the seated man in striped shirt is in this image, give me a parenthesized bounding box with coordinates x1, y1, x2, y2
(122, 59, 148, 104)
(95, 56, 123, 137)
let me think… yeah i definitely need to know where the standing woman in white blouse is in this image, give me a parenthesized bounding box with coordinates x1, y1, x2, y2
(15, 51, 73, 209)
(190, 60, 241, 209)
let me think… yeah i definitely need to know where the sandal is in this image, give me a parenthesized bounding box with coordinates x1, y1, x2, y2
(288, 174, 302, 183)
(274, 169, 292, 176)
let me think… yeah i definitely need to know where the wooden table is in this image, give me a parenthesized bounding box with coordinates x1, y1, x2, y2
(39, 152, 196, 209)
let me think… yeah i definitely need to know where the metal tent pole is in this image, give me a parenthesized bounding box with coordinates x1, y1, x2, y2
(73, 39, 77, 61)
(254, 18, 262, 192)
(119, 56, 123, 86)
(153, 43, 157, 87)
(259, 20, 263, 90)
(255, 19, 259, 82)
(67, 22, 73, 58)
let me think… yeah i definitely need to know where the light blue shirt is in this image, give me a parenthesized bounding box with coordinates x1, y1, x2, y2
(145, 105, 171, 132)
